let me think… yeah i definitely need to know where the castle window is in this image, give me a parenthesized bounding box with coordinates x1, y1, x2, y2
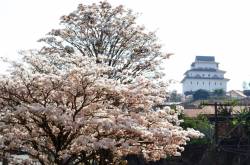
(203, 82, 204, 85)
(215, 82, 216, 85)
(190, 81, 192, 84)
(220, 82, 222, 86)
(197, 82, 199, 85)
(209, 82, 210, 86)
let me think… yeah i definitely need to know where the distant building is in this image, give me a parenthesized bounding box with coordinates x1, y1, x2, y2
(227, 90, 247, 99)
(182, 56, 229, 94)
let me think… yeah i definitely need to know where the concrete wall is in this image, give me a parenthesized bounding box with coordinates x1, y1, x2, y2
(183, 78, 227, 93)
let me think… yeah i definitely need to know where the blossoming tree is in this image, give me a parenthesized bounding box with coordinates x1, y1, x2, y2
(0, 1, 203, 165)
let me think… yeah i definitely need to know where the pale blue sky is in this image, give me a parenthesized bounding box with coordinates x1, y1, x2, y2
(1, 0, 250, 92)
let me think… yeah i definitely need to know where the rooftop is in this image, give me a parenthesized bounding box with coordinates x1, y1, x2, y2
(181, 77, 230, 83)
(185, 68, 226, 73)
(195, 56, 215, 62)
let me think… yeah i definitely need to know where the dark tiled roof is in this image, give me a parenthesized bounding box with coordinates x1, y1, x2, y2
(191, 68, 217, 71)
(184, 69, 226, 74)
(195, 56, 215, 62)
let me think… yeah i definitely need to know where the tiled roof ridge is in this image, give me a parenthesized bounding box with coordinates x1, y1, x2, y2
(195, 56, 215, 62)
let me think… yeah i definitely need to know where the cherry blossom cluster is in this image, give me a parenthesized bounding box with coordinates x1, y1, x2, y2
(0, 1, 203, 164)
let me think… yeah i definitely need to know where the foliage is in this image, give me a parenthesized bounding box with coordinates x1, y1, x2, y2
(212, 89, 225, 97)
(231, 109, 250, 133)
(169, 90, 182, 102)
(242, 81, 250, 90)
(0, 1, 203, 164)
(243, 90, 250, 96)
(184, 91, 194, 96)
(181, 115, 213, 145)
(193, 89, 210, 100)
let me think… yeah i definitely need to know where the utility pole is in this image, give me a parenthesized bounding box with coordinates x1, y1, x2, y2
(200, 102, 220, 165)
(214, 102, 218, 145)
(201, 102, 219, 145)
(201, 101, 250, 164)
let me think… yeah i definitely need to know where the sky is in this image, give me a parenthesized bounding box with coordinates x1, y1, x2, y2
(1, 0, 250, 93)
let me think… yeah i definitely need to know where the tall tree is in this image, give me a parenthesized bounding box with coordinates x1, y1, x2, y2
(30, 1, 171, 80)
(0, 1, 202, 164)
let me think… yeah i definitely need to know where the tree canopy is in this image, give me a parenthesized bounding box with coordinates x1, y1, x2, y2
(193, 89, 210, 100)
(212, 89, 225, 97)
(243, 90, 250, 96)
(0, 1, 202, 164)
(33, 1, 171, 80)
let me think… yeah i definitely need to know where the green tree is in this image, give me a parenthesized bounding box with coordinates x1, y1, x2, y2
(181, 115, 213, 144)
(243, 90, 250, 96)
(169, 90, 182, 102)
(242, 81, 250, 90)
(193, 89, 210, 100)
(184, 91, 194, 96)
(212, 89, 225, 97)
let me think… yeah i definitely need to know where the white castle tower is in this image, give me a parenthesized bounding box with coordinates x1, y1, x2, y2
(182, 56, 229, 94)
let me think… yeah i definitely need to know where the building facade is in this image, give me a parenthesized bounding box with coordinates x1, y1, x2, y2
(182, 56, 229, 94)
(227, 90, 247, 99)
